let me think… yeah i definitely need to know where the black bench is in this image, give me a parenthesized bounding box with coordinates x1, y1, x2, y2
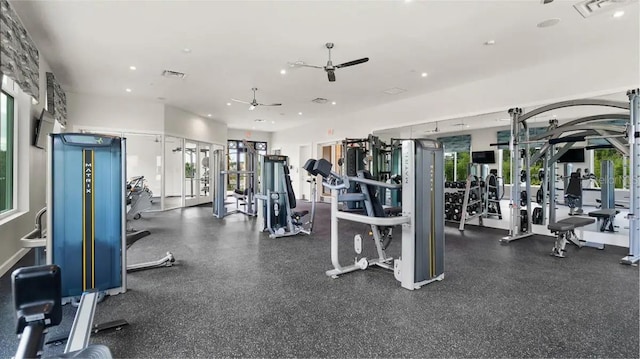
(588, 209, 620, 232)
(548, 217, 603, 258)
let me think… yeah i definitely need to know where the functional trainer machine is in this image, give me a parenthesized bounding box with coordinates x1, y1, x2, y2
(317, 138, 445, 290)
(212, 144, 259, 218)
(497, 89, 640, 265)
(256, 155, 317, 238)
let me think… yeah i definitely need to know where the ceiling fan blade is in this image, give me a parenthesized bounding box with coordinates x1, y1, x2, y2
(248, 105, 256, 111)
(290, 62, 323, 69)
(258, 103, 282, 107)
(327, 70, 336, 82)
(335, 57, 369, 69)
(231, 98, 251, 105)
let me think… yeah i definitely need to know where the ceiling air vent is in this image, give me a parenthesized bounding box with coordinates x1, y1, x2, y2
(312, 97, 328, 104)
(383, 87, 407, 95)
(161, 70, 187, 79)
(574, 0, 632, 18)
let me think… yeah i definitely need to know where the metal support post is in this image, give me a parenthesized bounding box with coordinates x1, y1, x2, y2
(622, 89, 640, 265)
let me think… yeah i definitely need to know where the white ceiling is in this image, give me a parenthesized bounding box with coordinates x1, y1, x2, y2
(10, 0, 639, 132)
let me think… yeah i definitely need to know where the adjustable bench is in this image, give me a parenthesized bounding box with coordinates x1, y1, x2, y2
(548, 217, 604, 258)
(588, 208, 620, 232)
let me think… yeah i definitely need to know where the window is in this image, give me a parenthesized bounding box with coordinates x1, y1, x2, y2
(0, 90, 15, 214)
(444, 151, 471, 181)
(593, 149, 626, 189)
(502, 149, 511, 184)
(226, 140, 267, 190)
(439, 135, 471, 182)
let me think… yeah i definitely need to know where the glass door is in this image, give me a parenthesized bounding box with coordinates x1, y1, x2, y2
(198, 143, 212, 205)
(184, 141, 199, 207)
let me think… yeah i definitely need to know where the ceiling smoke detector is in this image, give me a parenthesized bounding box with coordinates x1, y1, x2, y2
(161, 70, 187, 79)
(574, 0, 632, 18)
(312, 97, 329, 104)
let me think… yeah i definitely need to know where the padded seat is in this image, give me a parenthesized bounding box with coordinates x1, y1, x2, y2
(588, 209, 619, 218)
(589, 208, 620, 232)
(548, 217, 595, 232)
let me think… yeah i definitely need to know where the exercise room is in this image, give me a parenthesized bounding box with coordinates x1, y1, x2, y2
(0, 1, 638, 358)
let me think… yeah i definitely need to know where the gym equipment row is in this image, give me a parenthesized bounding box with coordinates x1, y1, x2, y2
(494, 88, 639, 264)
(315, 138, 445, 290)
(256, 155, 316, 238)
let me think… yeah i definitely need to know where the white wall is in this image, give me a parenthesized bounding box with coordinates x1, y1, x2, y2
(67, 92, 165, 134)
(0, 56, 53, 274)
(126, 134, 162, 195)
(227, 128, 272, 144)
(164, 105, 227, 146)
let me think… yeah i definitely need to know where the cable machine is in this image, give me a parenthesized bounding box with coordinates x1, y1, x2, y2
(496, 89, 639, 265)
(317, 138, 445, 290)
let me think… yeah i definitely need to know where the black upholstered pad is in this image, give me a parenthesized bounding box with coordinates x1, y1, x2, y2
(588, 209, 620, 218)
(548, 217, 595, 232)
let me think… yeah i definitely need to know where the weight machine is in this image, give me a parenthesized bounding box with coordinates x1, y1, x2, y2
(212, 142, 259, 218)
(497, 89, 639, 265)
(256, 155, 317, 238)
(317, 139, 445, 290)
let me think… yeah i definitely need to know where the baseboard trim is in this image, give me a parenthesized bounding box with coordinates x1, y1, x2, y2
(0, 248, 30, 278)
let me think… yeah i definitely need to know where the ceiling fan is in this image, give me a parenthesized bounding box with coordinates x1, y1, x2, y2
(425, 121, 440, 134)
(231, 88, 282, 110)
(289, 43, 369, 82)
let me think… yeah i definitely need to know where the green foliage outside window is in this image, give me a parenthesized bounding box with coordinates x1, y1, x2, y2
(594, 149, 625, 189)
(456, 152, 470, 181)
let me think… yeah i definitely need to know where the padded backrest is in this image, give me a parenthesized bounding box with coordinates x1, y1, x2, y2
(313, 159, 332, 178)
(282, 165, 297, 209)
(12, 265, 62, 334)
(360, 170, 386, 218)
(566, 171, 582, 196)
(303, 159, 318, 176)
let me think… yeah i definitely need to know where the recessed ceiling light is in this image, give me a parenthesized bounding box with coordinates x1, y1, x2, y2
(207, 114, 212, 117)
(331, 101, 337, 105)
(537, 18, 561, 28)
(613, 10, 625, 18)
(484, 40, 496, 46)
(183, 48, 191, 53)
(280, 69, 287, 75)
(125, 88, 132, 93)
(465, 124, 470, 128)
(226, 102, 231, 106)
(129, 66, 137, 70)
(421, 72, 428, 77)
(251, 126, 256, 130)
(271, 121, 276, 124)
(298, 112, 303, 115)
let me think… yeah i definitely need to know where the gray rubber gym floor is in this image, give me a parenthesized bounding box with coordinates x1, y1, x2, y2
(1, 202, 638, 358)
